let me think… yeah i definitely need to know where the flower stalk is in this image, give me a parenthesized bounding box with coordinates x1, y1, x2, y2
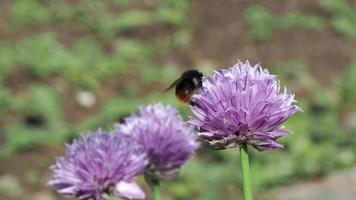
(152, 179, 161, 200)
(240, 143, 253, 200)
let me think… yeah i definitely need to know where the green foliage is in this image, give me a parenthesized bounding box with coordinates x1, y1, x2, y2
(59, 38, 127, 90)
(0, 87, 11, 117)
(8, 0, 191, 39)
(270, 60, 315, 91)
(339, 60, 356, 107)
(1, 34, 170, 90)
(165, 156, 240, 200)
(0, 44, 15, 82)
(171, 30, 192, 48)
(2, 85, 69, 157)
(321, 0, 356, 38)
(251, 88, 355, 189)
(114, 39, 155, 63)
(116, 10, 155, 31)
(279, 12, 324, 30)
(25, 169, 41, 185)
(244, 5, 276, 41)
(15, 34, 66, 77)
(244, 5, 325, 41)
(156, 0, 190, 26)
(11, 0, 51, 25)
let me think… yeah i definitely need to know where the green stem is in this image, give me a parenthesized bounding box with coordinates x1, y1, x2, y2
(101, 193, 111, 200)
(152, 179, 161, 200)
(240, 143, 253, 200)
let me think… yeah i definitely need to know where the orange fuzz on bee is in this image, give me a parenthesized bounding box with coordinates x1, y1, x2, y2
(164, 70, 203, 104)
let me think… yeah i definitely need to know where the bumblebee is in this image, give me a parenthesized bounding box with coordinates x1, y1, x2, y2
(164, 70, 203, 104)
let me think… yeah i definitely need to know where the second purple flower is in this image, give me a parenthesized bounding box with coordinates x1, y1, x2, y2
(114, 103, 199, 181)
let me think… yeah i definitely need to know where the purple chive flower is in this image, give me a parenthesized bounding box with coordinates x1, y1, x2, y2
(189, 61, 301, 151)
(48, 130, 147, 200)
(115, 103, 199, 180)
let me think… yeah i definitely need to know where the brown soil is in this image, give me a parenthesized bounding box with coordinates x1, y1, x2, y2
(0, 0, 11, 40)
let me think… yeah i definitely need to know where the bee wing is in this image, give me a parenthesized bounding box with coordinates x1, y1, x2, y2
(163, 78, 181, 92)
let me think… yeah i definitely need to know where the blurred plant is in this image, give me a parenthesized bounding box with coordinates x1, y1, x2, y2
(339, 60, 356, 107)
(114, 39, 155, 63)
(250, 88, 355, 190)
(156, 0, 190, 26)
(25, 169, 41, 185)
(321, 0, 356, 38)
(3, 34, 172, 90)
(165, 157, 240, 200)
(2, 85, 69, 156)
(4, 0, 191, 92)
(171, 30, 192, 48)
(0, 43, 15, 83)
(10, 0, 51, 26)
(59, 38, 124, 90)
(116, 10, 156, 31)
(279, 12, 325, 31)
(293, 90, 345, 176)
(9, 0, 191, 39)
(0, 87, 11, 118)
(308, 89, 339, 142)
(15, 34, 66, 77)
(270, 60, 317, 95)
(113, 39, 180, 85)
(243, 5, 276, 41)
(244, 5, 324, 41)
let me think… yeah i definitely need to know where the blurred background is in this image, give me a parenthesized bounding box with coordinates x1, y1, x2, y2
(0, 0, 356, 199)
